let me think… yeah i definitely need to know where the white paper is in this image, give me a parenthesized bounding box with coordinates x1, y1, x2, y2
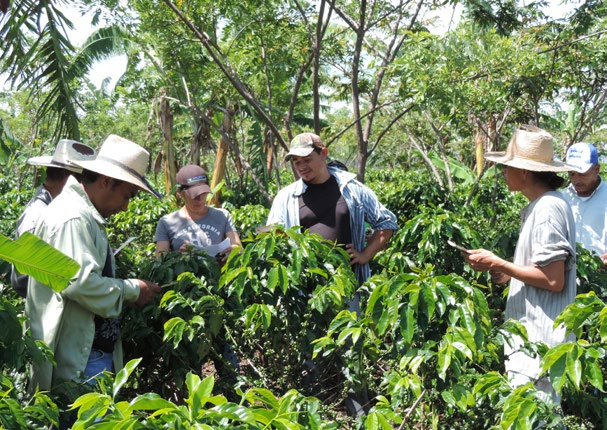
(195, 238, 231, 257)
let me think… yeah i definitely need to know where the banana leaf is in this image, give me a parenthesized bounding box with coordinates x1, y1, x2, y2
(0, 232, 79, 293)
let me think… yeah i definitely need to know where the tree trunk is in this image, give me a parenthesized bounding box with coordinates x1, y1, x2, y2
(159, 93, 176, 195)
(209, 108, 233, 206)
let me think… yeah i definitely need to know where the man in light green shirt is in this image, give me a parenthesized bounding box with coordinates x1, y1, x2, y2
(26, 135, 163, 392)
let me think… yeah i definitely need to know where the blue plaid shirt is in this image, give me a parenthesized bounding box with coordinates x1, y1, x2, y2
(267, 167, 397, 283)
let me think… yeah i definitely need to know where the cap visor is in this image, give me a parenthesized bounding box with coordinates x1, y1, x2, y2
(183, 184, 212, 199)
(285, 147, 315, 161)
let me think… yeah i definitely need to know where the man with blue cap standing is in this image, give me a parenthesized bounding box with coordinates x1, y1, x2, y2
(561, 142, 607, 262)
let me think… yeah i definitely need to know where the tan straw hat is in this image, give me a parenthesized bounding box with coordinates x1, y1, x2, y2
(71, 134, 161, 198)
(484, 125, 574, 172)
(27, 139, 96, 173)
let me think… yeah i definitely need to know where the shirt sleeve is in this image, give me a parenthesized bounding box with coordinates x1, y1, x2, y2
(225, 210, 237, 233)
(16, 199, 48, 236)
(530, 202, 574, 268)
(52, 217, 140, 318)
(267, 190, 287, 226)
(154, 216, 170, 243)
(359, 184, 398, 232)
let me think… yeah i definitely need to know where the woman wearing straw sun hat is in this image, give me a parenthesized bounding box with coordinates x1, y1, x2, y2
(462, 125, 577, 404)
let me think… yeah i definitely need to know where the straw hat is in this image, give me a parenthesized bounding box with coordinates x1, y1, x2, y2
(71, 134, 161, 198)
(27, 139, 96, 173)
(484, 125, 574, 172)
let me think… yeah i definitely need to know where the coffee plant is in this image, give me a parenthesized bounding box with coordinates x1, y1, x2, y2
(2, 166, 607, 429)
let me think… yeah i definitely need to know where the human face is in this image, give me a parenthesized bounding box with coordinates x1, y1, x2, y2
(291, 148, 330, 184)
(568, 164, 600, 197)
(99, 179, 140, 218)
(182, 191, 209, 217)
(501, 164, 525, 192)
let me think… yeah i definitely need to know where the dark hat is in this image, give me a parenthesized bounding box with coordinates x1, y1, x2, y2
(176, 165, 212, 199)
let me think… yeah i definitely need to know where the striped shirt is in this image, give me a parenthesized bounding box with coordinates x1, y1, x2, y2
(504, 191, 576, 381)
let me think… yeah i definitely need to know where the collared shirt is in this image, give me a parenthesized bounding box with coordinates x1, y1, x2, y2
(267, 167, 398, 283)
(10, 185, 53, 297)
(25, 176, 140, 390)
(561, 179, 607, 256)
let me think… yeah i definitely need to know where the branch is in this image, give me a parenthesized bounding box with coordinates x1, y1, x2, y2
(160, 0, 286, 149)
(398, 388, 427, 429)
(538, 29, 607, 55)
(407, 133, 444, 188)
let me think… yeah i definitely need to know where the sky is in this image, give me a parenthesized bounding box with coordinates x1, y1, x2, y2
(62, 7, 128, 90)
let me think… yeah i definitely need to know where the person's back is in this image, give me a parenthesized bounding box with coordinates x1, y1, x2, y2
(561, 142, 607, 258)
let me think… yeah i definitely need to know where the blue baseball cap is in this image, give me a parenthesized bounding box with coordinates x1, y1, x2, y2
(566, 142, 599, 173)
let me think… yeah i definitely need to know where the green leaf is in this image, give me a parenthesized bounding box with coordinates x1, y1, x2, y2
(565, 344, 582, 388)
(128, 393, 177, 412)
(0, 232, 79, 292)
(437, 342, 452, 380)
(163, 317, 187, 348)
(113, 358, 141, 399)
(399, 305, 416, 345)
(267, 264, 288, 294)
(584, 361, 604, 392)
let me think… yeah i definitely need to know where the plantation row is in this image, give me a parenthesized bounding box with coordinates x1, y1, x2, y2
(1, 168, 606, 429)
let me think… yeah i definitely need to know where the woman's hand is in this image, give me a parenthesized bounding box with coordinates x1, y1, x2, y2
(179, 240, 192, 253)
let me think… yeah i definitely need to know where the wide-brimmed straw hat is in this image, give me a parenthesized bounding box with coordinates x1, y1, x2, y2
(176, 164, 212, 199)
(27, 139, 96, 173)
(484, 125, 574, 172)
(71, 134, 161, 198)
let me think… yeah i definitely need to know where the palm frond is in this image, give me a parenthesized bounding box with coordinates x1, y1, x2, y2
(70, 24, 132, 76)
(1, 0, 81, 140)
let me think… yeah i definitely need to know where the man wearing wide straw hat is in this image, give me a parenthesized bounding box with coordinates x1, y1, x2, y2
(26, 135, 162, 398)
(463, 125, 577, 404)
(10, 139, 96, 297)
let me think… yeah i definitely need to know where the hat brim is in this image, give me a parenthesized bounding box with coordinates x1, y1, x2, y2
(72, 159, 161, 197)
(484, 151, 575, 172)
(27, 156, 83, 173)
(567, 162, 595, 174)
(182, 184, 212, 199)
(285, 147, 315, 161)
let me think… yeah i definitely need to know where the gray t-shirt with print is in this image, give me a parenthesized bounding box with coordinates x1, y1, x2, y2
(154, 207, 237, 252)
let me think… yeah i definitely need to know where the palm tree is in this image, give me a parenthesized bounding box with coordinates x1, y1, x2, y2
(1, 1, 133, 141)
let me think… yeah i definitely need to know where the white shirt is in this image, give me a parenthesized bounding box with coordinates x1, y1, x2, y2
(561, 179, 607, 256)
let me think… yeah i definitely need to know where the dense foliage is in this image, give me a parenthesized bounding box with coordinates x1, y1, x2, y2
(1, 166, 607, 429)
